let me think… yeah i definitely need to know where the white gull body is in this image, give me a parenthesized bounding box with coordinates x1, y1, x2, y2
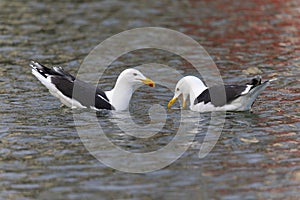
(30, 61, 155, 111)
(168, 75, 274, 112)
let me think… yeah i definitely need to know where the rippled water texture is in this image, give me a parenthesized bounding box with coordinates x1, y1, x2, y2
(0, 0, 299, 199)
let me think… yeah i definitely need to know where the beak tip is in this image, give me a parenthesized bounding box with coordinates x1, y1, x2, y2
(167, 97, 177, 109)
(142, 78, 155, 88)
(149, 83, 155, 87)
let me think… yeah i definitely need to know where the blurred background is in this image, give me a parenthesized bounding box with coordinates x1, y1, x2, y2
(0, 0, 299, 199)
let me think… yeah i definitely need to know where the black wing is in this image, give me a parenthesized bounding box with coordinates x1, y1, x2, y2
(31, 60, 114, 110)
(51, 77, 114, 110)
(30, 61, 75, 81)
(194, 85, 248, 107)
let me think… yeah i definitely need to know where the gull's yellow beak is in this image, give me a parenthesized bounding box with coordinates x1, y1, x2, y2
(182, 96, 186, 109)
(168, 95, 186, 109)
(141, 78, 155, 87)
(168, 97, 178, 109)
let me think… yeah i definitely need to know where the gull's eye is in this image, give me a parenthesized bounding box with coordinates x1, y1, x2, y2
(133, 73, 138, 76)
(176, 88, 180, 91)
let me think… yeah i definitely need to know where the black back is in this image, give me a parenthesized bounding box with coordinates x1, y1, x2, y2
(194, 85, 248, 107)
(51, 77, 114, 110)
(31, 61, 114, 110)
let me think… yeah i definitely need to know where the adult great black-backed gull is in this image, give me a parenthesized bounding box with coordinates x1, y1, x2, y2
(168, 75, 274, 112)
(30, 61, 155, 111)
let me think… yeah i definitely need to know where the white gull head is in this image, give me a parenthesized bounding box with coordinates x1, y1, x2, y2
(105, 68, 155, 111)
(168, 76, 207, 109)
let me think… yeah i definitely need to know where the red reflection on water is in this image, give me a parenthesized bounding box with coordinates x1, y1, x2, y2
(184, 0, 299, 68)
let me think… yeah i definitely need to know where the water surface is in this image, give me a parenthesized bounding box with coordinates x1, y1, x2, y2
(0, 0, 299, 199)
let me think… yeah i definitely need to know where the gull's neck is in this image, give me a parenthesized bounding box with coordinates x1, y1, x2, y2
(185, 77, 207, 106)
(105, 77, 134, 111)
(189, 85, 205, 105)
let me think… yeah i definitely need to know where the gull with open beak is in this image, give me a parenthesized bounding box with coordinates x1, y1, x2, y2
(168, 75, 273, 112)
